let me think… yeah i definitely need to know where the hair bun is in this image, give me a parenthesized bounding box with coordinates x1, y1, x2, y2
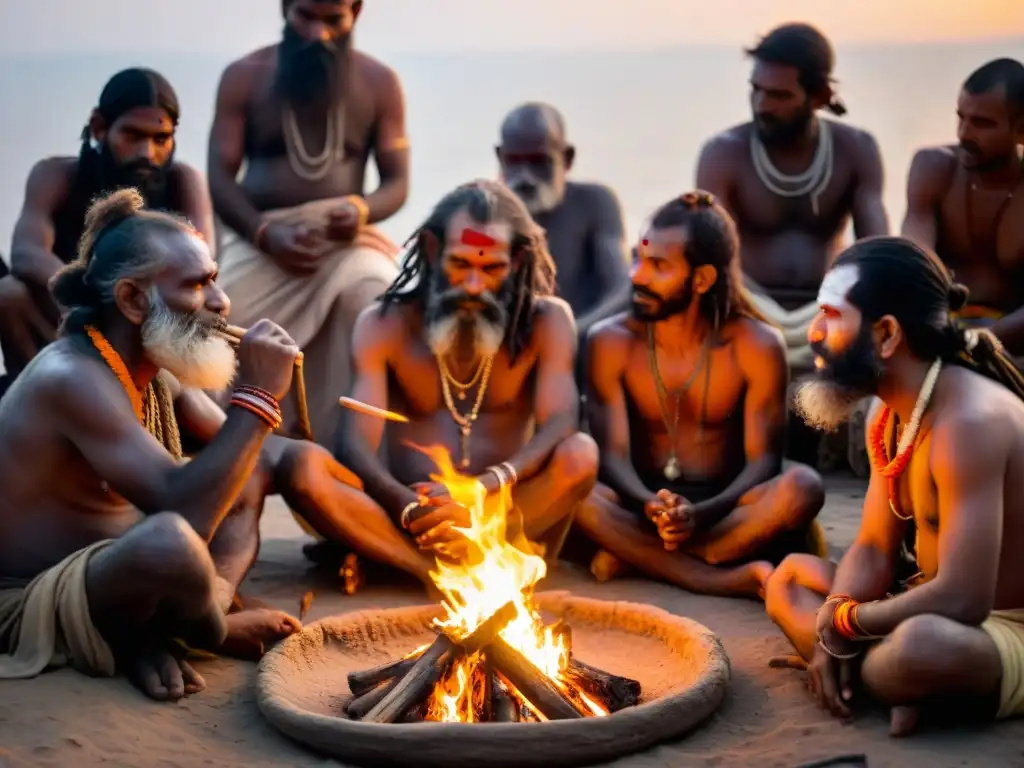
(948, 282, 969, 312)
(50, 264, 98, 310)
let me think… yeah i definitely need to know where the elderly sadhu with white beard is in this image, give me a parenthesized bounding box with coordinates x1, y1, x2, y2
(0, 188, 323, 701)
(277, 179, 599, 589)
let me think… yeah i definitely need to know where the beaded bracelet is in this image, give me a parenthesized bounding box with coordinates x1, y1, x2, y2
(345, 194, 370, 229)
(235, 385, 280, 410)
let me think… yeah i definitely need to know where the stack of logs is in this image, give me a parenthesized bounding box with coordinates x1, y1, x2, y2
(344, 602, 641, 724)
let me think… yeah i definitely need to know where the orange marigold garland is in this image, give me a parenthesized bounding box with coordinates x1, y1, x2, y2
(85, 325, 144, 423)
(867, 358, 942, 520)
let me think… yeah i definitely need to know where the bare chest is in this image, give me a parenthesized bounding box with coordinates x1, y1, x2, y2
(623, 340, 745, 429)
(937, 180, 1024, 274)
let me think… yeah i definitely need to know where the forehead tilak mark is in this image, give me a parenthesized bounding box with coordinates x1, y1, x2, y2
(817, 264, 859, 307)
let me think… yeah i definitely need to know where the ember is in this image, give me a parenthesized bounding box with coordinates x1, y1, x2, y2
(343, 446, 641, 724)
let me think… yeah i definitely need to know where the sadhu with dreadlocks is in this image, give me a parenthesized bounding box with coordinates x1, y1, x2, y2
(0, 67, 213, 382)
(0, 189, 324, 701)
(576, 192, 825, 599)
(767, 236, 1024, 735)
(279, 179, 598, 590)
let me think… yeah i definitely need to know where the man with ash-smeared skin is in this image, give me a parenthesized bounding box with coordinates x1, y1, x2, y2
(497, 103, 630, 345)
(275, 181, 599, 589)
(576, 192, 825, 599)
(902, 58, 1024, 354)
(695, 23, 889, 372)
(766, 237, 1024, 736)
(208, 0, 406, 444)
(0, 68, 212, 384)
(0, 189, 322, 701)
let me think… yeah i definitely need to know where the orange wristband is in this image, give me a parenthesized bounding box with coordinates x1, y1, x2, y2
(344, 195, 369, 229)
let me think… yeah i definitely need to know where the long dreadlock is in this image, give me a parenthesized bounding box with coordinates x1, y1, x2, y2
(379, 179, 557, 360)
(836, 236, 1024, 400)
(647, 190, 768, 327)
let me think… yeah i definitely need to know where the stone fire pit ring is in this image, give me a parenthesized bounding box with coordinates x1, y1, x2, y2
(257, 592, 731, 767)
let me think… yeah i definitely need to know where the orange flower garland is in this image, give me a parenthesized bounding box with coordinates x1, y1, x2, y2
(85, 325, 144, 423)
(867, 359, 942, 520)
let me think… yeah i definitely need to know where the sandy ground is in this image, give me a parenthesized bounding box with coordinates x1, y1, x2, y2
(2, 475, 1023, 768)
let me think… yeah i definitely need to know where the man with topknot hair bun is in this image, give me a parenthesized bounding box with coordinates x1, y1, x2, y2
(766, 235, 1024, 735)
(0, 188, 324, 702)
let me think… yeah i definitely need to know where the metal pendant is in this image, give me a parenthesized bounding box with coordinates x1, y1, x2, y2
(457, 391, 467, 400)
(663, 456, 681, 481)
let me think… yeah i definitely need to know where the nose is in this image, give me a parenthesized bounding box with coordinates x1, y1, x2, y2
(309, 21, 332, 42)
(808, 313, 826, 345)
(462, 270, 485, 296)
(206, 282, 231, 318)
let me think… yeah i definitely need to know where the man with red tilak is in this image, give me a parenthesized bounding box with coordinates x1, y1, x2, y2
(277, 180, 599, 589)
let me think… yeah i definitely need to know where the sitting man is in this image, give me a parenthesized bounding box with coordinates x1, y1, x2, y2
(766, 236, 1024, 735)
(208, 0, 406, 444)
(1, 67, 212, 381)
(576, 192, 825, 599)
(902, 58, 1024, 354)
(497, 103, 630, 345)
(0, 189, 313, 701)
(276, 180, 599, 589)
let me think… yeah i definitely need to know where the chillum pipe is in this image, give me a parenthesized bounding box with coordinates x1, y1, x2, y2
(214, 323, 314, 441)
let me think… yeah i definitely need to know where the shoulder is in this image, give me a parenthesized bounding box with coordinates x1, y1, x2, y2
(25, 339, 115, 408)
(929, 368, 1017, 468)
(907, 145, 958, 190)
(533, 295, 575, 331)
(586, 311, 637, 353)
(727, 315, 787, 368)
(698, 124, 749, 159)
(354, 50, 403, 92)
(216, 48, 273, 92)
(168, 162, 206, 195)
(354, 299, 409, 348)
(24, 156, 76, 195)
(829, 121, 879, 153)
(567, 181, 624, 225)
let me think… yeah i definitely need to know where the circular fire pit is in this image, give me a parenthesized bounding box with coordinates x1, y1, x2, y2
(257, 593, 730, 767)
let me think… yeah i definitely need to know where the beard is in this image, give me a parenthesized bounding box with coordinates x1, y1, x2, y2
(276, 23, 345, 105)
(631, 276, 695, 322)
(506, 171, 564, 216)
(754, 104, 813, 145)
(141, 290, 237, 391)
(81, 140, 173, 207)
(794, 325, 884, 432)
(423, 274, 509, 359)
(958, 140, 1016, 172)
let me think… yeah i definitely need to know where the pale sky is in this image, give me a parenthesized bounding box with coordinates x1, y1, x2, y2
(0, 0, 1021, 57)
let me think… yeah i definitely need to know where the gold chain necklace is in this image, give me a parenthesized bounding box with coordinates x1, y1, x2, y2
(440, 355, 488, 401)
(437, 354, 495, 469)
(646, 324, 712, 481)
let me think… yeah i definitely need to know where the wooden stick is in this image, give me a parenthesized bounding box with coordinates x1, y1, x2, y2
(337, 396, 410, 423)
(490, 671, 519, 722)
(486, 636, 584, 721)
(450, 601, 517, 654)
(566, 658, 641, 712)
(362, 634, 455, 724)
(348, 651, 425, 696)
(346, 676, 400, 718)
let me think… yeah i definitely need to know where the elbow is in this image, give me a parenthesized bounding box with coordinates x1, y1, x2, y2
(944, 590, 992, 627)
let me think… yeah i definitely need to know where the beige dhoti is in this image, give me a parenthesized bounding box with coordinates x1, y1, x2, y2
(0, 541, 116, 679)
(744, 276, 818, 370)
(218, 201, 400, 446)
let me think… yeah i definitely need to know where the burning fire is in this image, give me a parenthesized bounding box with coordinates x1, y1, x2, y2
(415, 446, 608, 722)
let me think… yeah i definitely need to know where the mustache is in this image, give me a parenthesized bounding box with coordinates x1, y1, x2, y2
(960, 140, 982, 156)
(632, 286, 661, 301)
(429, 288, 505, 323)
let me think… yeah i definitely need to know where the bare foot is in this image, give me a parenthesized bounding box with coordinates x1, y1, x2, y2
(748, 560, 775, 600)
(127, 648, 205, 701)
(219, 608, 302, 661)
(889, 704, 920, 737)
(590, 550, 633, 582)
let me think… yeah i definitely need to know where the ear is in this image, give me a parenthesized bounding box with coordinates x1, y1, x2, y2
(89, 109, 107, 144)
(809, 84, 832, 112)
(692, 264, 718, 295)
(875, 314, 902, 360)
(563, 145, 576, 171)
(352, 0, 363, 21)
(420, 229, 440, 266)
(113, 279, 151, 327)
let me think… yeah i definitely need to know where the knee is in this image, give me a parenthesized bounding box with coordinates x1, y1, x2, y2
(780, 464, 825, 523)
(764, 553, 820, 622)
(130, 512, 214, 589)
(875, 614, 952, 678)
(0, 275, 31, 316)
(275, 441, 357, 499)
(550, 433, 599, 493)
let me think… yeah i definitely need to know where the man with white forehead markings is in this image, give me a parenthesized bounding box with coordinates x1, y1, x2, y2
(766, 235, 1024, 736)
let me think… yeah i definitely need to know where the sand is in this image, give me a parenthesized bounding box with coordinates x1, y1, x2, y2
(2, 474, 1023, 768)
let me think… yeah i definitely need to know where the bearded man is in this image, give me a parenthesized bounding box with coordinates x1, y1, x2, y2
(497, 103, 630, 344)
(766, 236, 1024, 736)
(209, 0, 407, 445)
(0, 188, 319, 702)
(902, 58, 1024, 354)
(1, 68, 212, 382)
(575, 192, 825, 599)
(695, 23, 889, 372)
(275, 180, 599, 588)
